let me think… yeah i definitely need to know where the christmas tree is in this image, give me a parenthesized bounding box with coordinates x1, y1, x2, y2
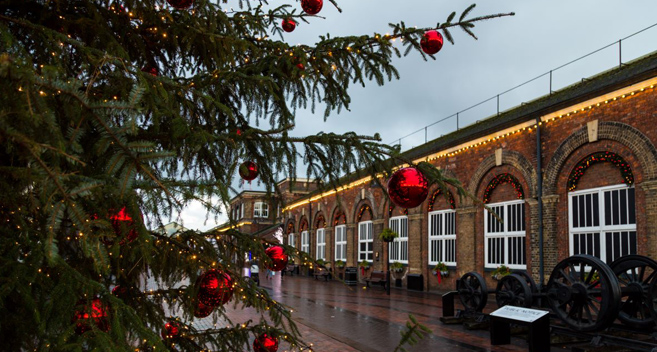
(0, 1, 511, 350)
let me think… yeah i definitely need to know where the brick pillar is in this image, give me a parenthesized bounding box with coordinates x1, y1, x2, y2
(407, 214, 423, 273)
(373, 219, 385, 271)
(456, 206, 477, 276)
(326, 226, 334, 264)
(525, 198, 539, 280)
(541, 195, 560, 285)
(347, 224, 356, 267)
(640, 180, 657, 259)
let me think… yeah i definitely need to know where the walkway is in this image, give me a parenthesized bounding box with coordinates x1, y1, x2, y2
(225, 272, 549, 352)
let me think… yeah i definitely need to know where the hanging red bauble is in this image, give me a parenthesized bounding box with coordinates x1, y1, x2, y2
(166, 0, 194, 10)
(296, 63, 305, 71)
(73, 298, 110, 335)
(161, 320, 181, 339)
(111, 285, 128, 298)
(109, 207, 139, 245)
(420, 30, 444, 55)
(193, 300, 214, 318)
(387, 167, 428, 208)
(301, 0, 323, 15)
(141, 66, 158, 76)
(239, 161, 258, 181)
(282, 18, 296, 32)
(265, 246, 289, 271)
(253, 333, 279, 352)
(196, 269, 234, 307)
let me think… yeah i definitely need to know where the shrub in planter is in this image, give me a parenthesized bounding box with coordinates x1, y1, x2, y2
(491, 264, 511, 280)
(378, 228, 398, 243)
(390, 261, 404, 273)
(335, 260, 345, 269)
(358, 260, 371, 269)
(432, 262, 449, 276)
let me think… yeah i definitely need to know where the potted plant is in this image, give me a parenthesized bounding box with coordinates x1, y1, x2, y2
(378, 228, 398, 243)
(390, 261, 404, 273)
(358, 260, 371, 270)
(491, 264, 511, 280)
(335, 260, 346, 269)
(316, 259, 326, 267)
(432, 262, 449, 277)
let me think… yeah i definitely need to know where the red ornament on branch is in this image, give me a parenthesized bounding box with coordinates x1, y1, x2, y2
(420, 30, 444, 55)
(161, 320, 181, 339)
(73, 298, 110, 335)
(166, 0, 194, 10)
(253, 333, 279, 352)
(282, 18, 296, 32)
(109, 207, 139, 245)
(239, 161, 259, 181)
(301, 0, 323, 15)
(387, 167, 428, 208)
(141, 66, 158, 76)
(196, 269, 234, 307)
(193, 301, 214, 318)
(265, 246, 289, 271)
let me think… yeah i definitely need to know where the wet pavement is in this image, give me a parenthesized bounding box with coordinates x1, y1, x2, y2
(224, 272, 558, 352)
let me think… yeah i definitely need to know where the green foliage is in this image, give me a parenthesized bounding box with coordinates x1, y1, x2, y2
(393, 314, 432, 352)
(433, 262, 448, 272)
(0, 0, 510, 350)
(379, 227, 399, 242)
(359, 260, 371, 269)
(390, 261, 404, 272)
(335, 259, 345, 268)
(492, 264, 512, 279)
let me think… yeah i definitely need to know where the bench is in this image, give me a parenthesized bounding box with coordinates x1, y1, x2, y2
(364, 270, 387, 289)
(313, 267, 330, 281)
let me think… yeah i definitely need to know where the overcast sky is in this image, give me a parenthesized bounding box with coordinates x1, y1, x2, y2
(176, 0, 657, 231)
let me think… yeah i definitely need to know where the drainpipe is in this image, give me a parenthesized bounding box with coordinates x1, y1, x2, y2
(536, 116, 545, 289)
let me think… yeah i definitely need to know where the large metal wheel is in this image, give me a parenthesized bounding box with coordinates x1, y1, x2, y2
(457, 272, 488, 312)
(514, 270, 538, 293)
(496, 273, 533, 308)
(546, 254, 621, 332)
(610, 255, 657, 329)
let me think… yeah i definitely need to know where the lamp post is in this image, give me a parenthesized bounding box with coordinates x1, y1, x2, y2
(386, 241, 391, 295)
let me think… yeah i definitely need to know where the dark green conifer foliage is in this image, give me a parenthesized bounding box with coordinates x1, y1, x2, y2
(0, 1, 511, 350)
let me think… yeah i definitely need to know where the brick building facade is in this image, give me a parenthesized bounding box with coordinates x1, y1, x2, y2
(227, 51, 657, 292)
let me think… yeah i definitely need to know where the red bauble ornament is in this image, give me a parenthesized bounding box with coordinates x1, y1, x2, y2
(193, 301, 214, 318)
(239, 161, 258, 181)
(73, 298, 110, 335)
(282, 18, 296, 32)
(141, 66, 158, 76)
(161, 320, 181, 339)
(253, 333, 279, 352)
(265, 246, 289, 271)
(196, 269, 234, 307)
(387, 167, 428, 208)
(166, 0, 194, 10)
(420, 30, 444, 55)
(296, 63, 305, 71)
(109, 207, 139, 245)
(300, 0, 323, 15)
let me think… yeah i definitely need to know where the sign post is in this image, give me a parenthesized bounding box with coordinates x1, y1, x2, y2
(489, 305, 550, 352)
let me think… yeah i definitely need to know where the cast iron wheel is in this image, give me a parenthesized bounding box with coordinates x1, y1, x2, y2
(610, 255, 657, 329)
(546, 254, 621, 332)
(514, 270, 538, 293)
(457, 272, 488, 312)
(496, 273, 533, 308)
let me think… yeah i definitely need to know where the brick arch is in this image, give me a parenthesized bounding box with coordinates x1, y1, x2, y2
(314, 211, 326, 229)
(427, 187, 456, 212)
(347, 187, 378, 224)
(298, 216, 308, 232)
(331, 206, 347, 226)
(544, 121, 657, 195)
(285, 220, 295, 234)
(467, 150, 537, 202)
(353, 200, 375, 223)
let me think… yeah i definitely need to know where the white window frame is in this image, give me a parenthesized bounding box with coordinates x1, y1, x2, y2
(428, 210, 456, 266)
(335, 225, 347, 261)
(300, 230, 309, 254)
(253, 202, 269, 218)
(388, 216, 408, 264)
(568, 184, 636, 263)
(358, 221, 373, 262)
(484, 200, 526, 270)
(288, 233, 296, 248)
(315, 228, 326, 260)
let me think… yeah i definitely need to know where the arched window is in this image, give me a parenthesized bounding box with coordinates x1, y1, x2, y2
(428, 190, 456, 266)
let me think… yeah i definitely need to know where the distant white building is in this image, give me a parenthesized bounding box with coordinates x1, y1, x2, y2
(153, 222, 189, 237)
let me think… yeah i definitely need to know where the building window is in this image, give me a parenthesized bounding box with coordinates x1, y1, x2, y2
(358, 221, 373, 262)
(484, 200, 526, 269)
(288, 233, 296, 248)
(316, 228, 326, 260)
(428, 210, 456, 266)
(232, 203, 243, 220)
(389, 216, 408, 264)
(569, 185, 636, 263)
(254, 202, 269, 218)
(335, 225, 347, 261)
(301, 231, 309, 254)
